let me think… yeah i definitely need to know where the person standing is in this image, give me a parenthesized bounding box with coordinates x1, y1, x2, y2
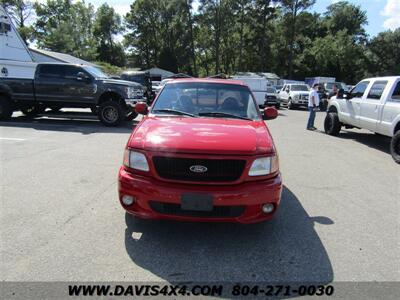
(307, 84, 320, 130)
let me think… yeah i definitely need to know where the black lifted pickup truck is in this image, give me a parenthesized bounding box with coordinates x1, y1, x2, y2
(0, 63, 144, 126)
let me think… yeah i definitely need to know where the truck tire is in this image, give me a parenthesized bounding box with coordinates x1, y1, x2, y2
(0, 95, 13, 120)
(390, 130, 400, 164)
(324, 112, 341, 136)
(98, 101, 124, 126)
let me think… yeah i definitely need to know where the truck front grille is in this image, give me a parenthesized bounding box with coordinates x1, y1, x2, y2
(152, 156, 246, 182)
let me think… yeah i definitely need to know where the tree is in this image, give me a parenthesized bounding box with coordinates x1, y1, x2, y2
(124, 0, 194, 73)
(93, 3, 125, 66)
(366, 29, 400, 77)
(323, 1, 367, 42)
(33, 0, 96, 60)
(280, 0, 316, 78)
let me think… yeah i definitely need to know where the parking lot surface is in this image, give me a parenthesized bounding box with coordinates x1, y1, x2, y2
(1, 109, 399, 284)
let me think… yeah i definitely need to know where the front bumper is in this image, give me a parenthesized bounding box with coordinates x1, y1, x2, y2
(125, 98, 146, 108)
(292, 98, 308, 105)
(118, 167, 283, 224)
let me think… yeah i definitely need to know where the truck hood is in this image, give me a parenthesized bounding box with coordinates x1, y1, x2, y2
(128, 117, 275, 155)
(100, 78, 142, 88)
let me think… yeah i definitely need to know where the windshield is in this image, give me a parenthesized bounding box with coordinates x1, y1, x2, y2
(84, 66, 109, 79)
(291, 85, 309, 91)
(267, 87, 276, 93)
(122, 74, 151, 85)
(326, 82, 345, 90)
(152, 82, 260, 120)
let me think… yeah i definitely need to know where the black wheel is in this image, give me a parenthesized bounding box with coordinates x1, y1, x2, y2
(288, 99, 296, 110)
(390, 130, 400, 164)
(0, 95, 13, 120)
(324, 112, 341, 136)
(21, 105, 45, 117)
(98, 101, 124, 126)
(125, 111, 138, 121)
(275, 104, 281, 110)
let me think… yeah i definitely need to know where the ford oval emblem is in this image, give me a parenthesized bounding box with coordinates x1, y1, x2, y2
(189, 165, 208, 173)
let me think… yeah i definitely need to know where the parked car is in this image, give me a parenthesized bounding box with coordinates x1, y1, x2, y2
(279, 83, 310, 109)
(324, 76, 400, 163)
(0, 62, 144, 126)
(118, 78, 282, 223)
(120, 70, 153, 102)
(264, 87, 280, 109)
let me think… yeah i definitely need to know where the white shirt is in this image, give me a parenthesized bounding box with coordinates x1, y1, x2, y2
(308, 90, 320, 107)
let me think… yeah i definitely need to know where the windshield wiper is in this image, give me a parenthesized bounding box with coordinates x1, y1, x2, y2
(152, 109, 197, 117)
(198, 112, 251, 120)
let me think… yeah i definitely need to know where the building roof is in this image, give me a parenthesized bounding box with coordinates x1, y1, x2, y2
(144, 67, 174, 76)
(29, 48, 97, 67)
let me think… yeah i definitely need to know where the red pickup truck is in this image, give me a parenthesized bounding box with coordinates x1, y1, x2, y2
(118, 78, 282, 223)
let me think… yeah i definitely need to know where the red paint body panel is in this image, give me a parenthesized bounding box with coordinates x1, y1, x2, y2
(118, 79, 282, 223)
(128, 117, 274, 155)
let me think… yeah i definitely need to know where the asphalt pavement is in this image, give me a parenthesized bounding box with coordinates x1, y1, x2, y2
(0, 109, 399, 287)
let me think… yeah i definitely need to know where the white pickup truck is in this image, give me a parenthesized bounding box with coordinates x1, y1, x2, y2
(278, 83, 310, 109)
(324, 76, 400, 163)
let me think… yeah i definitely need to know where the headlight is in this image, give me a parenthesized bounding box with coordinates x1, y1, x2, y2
(293, 94, 299, 100)
(123, 150, 149, 171)
(126, 87, 143, 99)
(249, 156, 279, 176)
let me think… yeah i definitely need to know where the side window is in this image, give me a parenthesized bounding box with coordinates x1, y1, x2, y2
(64, 66, 81, 79)
(351, 81, 370, 98)
(38, 65, 64, 78)
(367, 81, 388, 100)
(390, 81, 400, 102)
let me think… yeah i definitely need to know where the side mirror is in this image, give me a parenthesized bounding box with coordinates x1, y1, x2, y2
(77, 72, 90, 82)
(285, 88, 289, 93)
(135, 102, 148, 115)
(343, 92, 352, 100)
(263, 107, 278, 120)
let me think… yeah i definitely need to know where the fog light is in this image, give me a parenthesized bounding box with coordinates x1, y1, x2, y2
(262, 203, 274, 214)
(122, 195, 135, 206)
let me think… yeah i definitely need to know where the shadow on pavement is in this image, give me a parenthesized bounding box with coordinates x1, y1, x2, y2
(124, 186, 334, 284)
(0, 112, 138, 135)
(338, 130, 391, 155)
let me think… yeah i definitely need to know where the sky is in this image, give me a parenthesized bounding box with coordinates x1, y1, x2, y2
(33, 0, 400, 38)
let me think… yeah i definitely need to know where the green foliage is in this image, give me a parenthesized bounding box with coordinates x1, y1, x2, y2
(92, 61, 122, 76)
(8, 0, 398, 83)
(93, 3, 126, 66)
(33, 0, 97, 61)
(365, 29, 400, 77)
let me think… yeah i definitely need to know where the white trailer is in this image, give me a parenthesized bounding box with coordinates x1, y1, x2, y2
(231, 76, 269, 107)
(0, 6, 37, 79)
